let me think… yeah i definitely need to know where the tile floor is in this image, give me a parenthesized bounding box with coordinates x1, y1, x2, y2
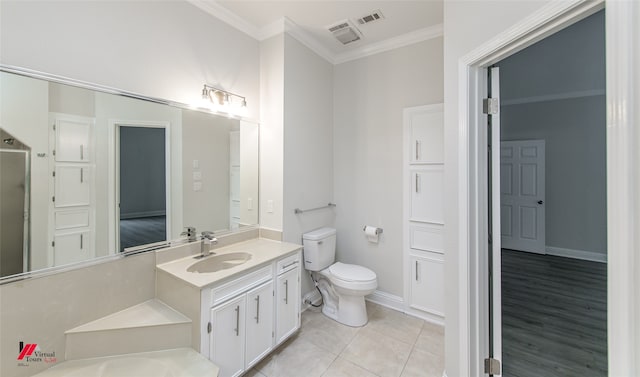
(245, 302, 445, 377)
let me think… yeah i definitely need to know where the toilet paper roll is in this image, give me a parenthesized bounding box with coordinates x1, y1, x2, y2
(364, 226, 379, 243)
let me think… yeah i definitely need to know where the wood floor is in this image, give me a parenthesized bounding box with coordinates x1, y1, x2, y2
(119, 216, 166, 251)
(501, 249, 607, 377)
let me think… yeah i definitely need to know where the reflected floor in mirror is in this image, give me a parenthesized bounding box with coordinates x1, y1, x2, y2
(120, 216, 166, 251)
(245, 302, 444, 377)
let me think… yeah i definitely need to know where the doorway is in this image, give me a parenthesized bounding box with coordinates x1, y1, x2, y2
(114, 123, 170, 251)
(493, 9, 607, 376)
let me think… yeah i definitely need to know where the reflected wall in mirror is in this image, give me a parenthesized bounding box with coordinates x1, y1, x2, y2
(0, 69, 259, 279)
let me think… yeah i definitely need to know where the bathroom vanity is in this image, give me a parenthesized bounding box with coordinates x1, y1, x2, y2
(156, 238, 302, 377)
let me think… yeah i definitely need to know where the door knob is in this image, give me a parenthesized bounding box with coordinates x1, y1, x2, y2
(537, 200, 544, 205)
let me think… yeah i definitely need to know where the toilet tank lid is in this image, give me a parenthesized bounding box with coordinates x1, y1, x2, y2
(303, 227, 336, 241)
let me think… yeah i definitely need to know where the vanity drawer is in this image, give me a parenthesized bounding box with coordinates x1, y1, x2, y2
(277, 252, 300, 275)
(210, 265, 272, 306)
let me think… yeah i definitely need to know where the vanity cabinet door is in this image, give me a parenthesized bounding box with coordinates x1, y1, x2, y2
(276, 267, 299, 344)
(210, 295, 246, 377)
(245, 281, 274, 369)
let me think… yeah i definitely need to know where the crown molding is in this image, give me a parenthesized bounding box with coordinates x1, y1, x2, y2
(333, 23, 444, 64)
(188, 0, 443, 66)
(186, 0, 261, 40)
(282, 17, 337, 64)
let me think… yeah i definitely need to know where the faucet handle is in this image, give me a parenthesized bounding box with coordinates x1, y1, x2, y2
(181, 227, 197, 241)
(201, 231, 215, 240)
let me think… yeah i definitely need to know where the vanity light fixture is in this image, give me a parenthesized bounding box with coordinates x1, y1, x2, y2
(201, 84, 248, 117)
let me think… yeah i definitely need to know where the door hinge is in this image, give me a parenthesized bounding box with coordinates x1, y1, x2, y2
(52, 124, 56, 131)
(51, 241, 55, 247)
(484, 358, 501, 375)
(272, 331, 274, 338)
(52, 196, 55, 202)
(207, 322, 212, 334)
(53, 149, 56, 156)
(52, 170, 56, 177)
(483, 98, 500, 115)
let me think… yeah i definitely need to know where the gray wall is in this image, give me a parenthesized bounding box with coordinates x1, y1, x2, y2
(498, 10, 606, 255)
(119, 127, 166, 218)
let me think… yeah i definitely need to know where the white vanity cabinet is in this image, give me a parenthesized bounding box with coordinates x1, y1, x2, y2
(210, 294, 246, 377)
(245, 280, 274, 368)
(203, 250, 301, 377)
(275, 253, 300, 344)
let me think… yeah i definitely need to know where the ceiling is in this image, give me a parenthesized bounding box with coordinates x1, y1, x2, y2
(191, 0, 443, 64)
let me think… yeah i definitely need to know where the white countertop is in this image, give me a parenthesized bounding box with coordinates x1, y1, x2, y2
(31, 348, 219, 377)
(156, 238, 302, 288)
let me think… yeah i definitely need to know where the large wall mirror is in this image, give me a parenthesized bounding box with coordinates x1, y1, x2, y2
(0, 68, 259, 280)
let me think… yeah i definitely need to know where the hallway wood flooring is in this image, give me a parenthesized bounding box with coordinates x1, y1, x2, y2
(502, 249, 607, 377)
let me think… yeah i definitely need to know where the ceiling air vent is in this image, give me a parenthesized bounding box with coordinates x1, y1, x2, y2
(357, 10, 385, 25)
(327, 19, 363, 45)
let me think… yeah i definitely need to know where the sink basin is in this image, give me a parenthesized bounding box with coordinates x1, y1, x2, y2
(187, 252, 252, 273)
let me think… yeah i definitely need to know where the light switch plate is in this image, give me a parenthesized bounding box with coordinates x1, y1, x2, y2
(193, 171, 202, 181)
(193, 182, 202, 191)
(267, 200, 274, 213)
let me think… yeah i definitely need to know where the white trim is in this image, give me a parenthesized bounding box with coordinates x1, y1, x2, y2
(545, 246, 607, 263)
(283, 18, 336, 64)
(186, 1, 443, 65)
(119, 210, 167, 220)
(366, 290, 404, 312)
(501, 88, 605, 106)
(458, 1, 607, 376)
(108, 120, 172, 253)
(185, 0, 261, 39)
(334, 24, 443, 65)
(605, 1, 639, 375)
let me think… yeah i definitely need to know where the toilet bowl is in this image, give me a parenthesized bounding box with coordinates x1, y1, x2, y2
(303, 228, 377, 327)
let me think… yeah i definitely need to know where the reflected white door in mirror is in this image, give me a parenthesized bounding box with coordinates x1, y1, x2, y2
(48, 113, 96, 267)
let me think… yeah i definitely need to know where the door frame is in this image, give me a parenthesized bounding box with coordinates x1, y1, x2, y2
(458, 0, 638, 376)
(108, 120, 172, 253)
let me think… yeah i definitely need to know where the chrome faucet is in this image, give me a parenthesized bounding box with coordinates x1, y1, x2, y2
(200, 231, 218, 258)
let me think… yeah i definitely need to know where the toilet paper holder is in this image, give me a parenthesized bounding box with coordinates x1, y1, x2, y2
(363, 226, 383, 235)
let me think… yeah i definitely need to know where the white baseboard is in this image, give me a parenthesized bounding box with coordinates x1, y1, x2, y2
(366, 290, 404, 312)
(545, 246, 607, 263)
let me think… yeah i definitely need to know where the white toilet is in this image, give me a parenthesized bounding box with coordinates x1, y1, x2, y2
(303, 227, 377, 327)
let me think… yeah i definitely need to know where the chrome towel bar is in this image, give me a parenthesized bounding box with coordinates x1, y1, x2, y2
(294, 202, 336, 214)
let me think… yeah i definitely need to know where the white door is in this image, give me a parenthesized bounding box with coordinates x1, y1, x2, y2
(276, 267, 299, 344)
(54, 166, 91, 208)
(245, 281, 274, 368)
(487, 66, 502, 375)
(211, 295, 246, 377)
(53, 230, 92, 265)
(55, 118, 91, 162)
(500, 140, 546, 253)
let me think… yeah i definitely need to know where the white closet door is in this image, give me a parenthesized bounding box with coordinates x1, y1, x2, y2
(410, 166, 444, 224)
(54, 230, 93, 265)
(55, 118, 91, 162)
(409, 104, 444, 163)
(55, 166, 90, 207)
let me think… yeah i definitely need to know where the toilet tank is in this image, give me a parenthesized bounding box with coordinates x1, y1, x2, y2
(302, 227, 337, 271)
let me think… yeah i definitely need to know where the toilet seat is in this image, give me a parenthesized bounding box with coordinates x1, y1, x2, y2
(321, 262, 377, 291)
(329, 262, 376, 282)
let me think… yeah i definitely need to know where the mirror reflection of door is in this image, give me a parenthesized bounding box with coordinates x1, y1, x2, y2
(0, 139, 30, 277)
(117, 125, 168, 251)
